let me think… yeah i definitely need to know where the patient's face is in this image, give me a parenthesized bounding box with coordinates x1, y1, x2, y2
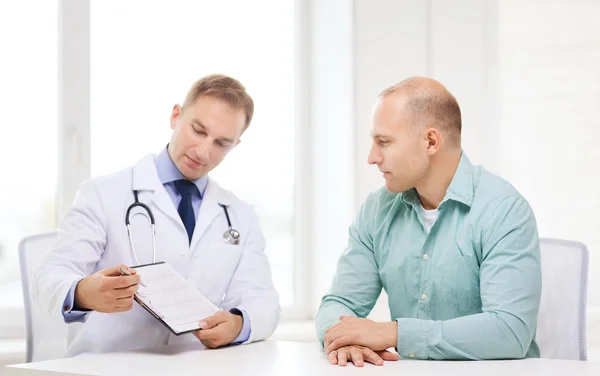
(168, 95, 245, 180)
(368, 94, 429, 193)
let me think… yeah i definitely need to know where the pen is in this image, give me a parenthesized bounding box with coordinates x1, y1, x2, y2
(119, 267, 147, 287)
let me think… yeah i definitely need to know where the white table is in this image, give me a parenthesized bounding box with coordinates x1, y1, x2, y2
(5, 340, 600, 376)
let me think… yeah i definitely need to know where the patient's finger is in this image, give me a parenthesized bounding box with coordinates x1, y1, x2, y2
(362, 347, 384, 366)
(337, 347, 349, 367)
(328, 350, 338, 365)
(348, 346, 365, 367)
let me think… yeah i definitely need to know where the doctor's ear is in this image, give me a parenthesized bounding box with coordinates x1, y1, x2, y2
(170, 104, 182, 130)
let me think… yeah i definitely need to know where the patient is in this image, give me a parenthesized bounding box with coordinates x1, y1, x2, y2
(316, 77, 542, 366)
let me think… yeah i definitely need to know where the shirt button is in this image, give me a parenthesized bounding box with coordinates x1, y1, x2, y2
(408, 353, 415, 358)
(63, 305, 70, 312)
(421, 293, 428, 300)
(423, 254, 429, 260)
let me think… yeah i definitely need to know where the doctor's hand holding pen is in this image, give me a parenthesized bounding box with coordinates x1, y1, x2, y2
(74, 264, 142, 313)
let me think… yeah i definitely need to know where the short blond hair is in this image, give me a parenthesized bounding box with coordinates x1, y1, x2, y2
(183, 74, 254, 130)
(379, 77, 462, 146)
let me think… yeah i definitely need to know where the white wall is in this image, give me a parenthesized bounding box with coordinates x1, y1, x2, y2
(306, 0, 356, 315)
(58, 0, 90, 222)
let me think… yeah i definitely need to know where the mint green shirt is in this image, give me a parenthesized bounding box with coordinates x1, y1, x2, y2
(316, 153, 542, 360)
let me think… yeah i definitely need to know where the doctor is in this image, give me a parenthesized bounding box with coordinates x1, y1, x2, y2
(33, 74, 280, 356)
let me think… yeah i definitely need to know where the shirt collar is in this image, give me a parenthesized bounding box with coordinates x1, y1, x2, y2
(154, 145, 208, 196)
(401, 151, 475, 208)
(444, 151, 475, 207)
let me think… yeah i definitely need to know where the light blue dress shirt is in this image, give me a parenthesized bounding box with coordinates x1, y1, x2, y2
(316, 152, 542, 360)
(62, 147, 251, 343)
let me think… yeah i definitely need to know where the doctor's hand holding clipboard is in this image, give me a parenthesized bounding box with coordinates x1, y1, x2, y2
(128, 261, 245, 349)
(193, 310, 244, 348)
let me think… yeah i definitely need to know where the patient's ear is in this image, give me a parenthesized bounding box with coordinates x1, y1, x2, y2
(425, 128, 441, 155)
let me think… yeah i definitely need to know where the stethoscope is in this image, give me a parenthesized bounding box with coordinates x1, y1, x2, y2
(125, 190, 240, 265)
(218, 203, 240, 245)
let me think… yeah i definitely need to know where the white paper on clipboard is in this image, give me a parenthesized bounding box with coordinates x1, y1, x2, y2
(133, 262, 220, 334)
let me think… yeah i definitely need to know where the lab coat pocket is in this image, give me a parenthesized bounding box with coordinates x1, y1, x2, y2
(441, 254, 481, 314)
(192, 242, 243, 306)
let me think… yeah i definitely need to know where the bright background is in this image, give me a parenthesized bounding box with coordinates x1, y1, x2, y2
(1, 0, 599, 367)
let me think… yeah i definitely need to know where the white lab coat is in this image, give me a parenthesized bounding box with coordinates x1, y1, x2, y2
(32, 154, 280, 357)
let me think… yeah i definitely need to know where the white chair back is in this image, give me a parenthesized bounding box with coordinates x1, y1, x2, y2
(18, 231, 69, 362)
(537, 238, 588, 360)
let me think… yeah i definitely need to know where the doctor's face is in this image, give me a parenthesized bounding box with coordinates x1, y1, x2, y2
(169, 95, 245, 180)
(367, 94, 430, 193)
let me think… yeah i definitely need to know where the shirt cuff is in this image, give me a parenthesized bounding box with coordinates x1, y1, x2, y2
(230, 308, 251, 344)
(396, 318, 439, 360)
(62, 279, 90, 323)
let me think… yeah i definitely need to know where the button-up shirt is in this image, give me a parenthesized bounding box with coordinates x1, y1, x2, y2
(316, 152, 542, 360)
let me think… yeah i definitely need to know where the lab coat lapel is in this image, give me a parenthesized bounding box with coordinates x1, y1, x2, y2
(190, 178, 230, 250)
(131, 155, 183, 228)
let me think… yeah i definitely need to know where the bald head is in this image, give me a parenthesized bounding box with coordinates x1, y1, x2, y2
(379, 77, 462, 147)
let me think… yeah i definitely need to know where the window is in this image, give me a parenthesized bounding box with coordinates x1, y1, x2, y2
(90, 1, 297, 307)
(498, 1, 600, 305)
(0, 1, 57, 292)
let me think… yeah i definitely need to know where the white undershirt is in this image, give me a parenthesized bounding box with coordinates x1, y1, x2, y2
(420, 204, 439, 233)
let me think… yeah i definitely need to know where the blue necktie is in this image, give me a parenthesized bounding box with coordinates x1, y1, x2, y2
(173, 180, 198, 244)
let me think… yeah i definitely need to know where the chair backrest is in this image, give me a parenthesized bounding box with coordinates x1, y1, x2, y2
(18, 231, 69, 362)
(537, 238, 588, 360)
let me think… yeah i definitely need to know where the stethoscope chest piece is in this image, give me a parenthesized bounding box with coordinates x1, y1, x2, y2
(219, 203, 240, 245)
(223, 229, 240, 245)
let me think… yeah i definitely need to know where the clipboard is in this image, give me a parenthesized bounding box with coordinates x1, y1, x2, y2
(132, 262, 220, 336)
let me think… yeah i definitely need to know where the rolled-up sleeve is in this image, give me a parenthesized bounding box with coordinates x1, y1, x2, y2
(316, 195, 383, 344)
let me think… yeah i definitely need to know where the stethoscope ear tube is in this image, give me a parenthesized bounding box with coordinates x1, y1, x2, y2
(126, 190, 157, 265)
(127, 191, 155, 225)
